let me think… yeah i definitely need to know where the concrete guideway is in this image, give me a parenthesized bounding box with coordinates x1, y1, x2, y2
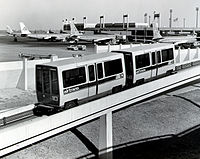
(0, 104, 34, 126)
(0, 105, 34, 119)
(1, 64, 200, 157)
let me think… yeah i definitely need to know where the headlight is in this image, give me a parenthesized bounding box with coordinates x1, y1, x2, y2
(52, 96, 58, 101)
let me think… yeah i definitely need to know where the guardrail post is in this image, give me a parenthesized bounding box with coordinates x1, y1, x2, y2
(176, 47, 181, 64)
(188, 48, 191, 61)
(99, 112, 113, 158)
(94, 44, 98, 53)
(22, 57, 28, 90)
(50, 54, 58, 62)
(197, 47, 200, 59)
(2, 117, 6, 125)
(194, 47, 198, 59)
(119, 44, 122, 50)
(108, 44, 111, 52)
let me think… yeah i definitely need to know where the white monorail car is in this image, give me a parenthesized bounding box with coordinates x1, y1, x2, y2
(35, 52, 126, 113)
(112, 43, 176, 86)
(34, 43, 176, 115)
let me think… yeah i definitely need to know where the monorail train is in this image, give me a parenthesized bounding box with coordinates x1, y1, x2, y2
(33, 43, 175, 115)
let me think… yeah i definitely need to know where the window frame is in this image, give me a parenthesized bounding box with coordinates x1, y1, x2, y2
(104, 59, 123, 77)
(151, 52, 156, 65)
(97, 63, 104, 79)
(161, 48, 174, 62)
(88, 65, 96, 82)
(135, 53, 150, 69)
(62, 66, 86, 88)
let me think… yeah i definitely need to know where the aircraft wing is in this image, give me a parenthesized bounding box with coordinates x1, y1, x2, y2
(159, 36, 197, 44)
(93, 37, 115, 43)
(173, 40, 189, 45)
(27, 34, 45, 40)
(27, 34, 69, 41)
(77, 35, 116, 44)
(69, 21, 121, 44)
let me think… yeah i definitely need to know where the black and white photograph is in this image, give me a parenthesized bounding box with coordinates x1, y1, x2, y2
(1, 0, 200, 158)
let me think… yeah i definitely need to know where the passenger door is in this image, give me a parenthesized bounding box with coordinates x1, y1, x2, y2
(36, 66, 59, 106)
(151, 51, 157, 78)
(151, 51, 161, 78)
(123, 53, 133, 86)
(96, 63, 104, 94)
(88, 64, 97, 96)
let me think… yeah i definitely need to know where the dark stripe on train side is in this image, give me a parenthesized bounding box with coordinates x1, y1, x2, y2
(136, 61, 170, 74)
(63, 75, 120, 95)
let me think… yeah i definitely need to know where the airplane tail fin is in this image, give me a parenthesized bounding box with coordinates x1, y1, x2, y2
(69, 21, 81, 36)
(152, 21, 162, 40)
(19, 22, 31, 35)
(6, 25, 14, 35)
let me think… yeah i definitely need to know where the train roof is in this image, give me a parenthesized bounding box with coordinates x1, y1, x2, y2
(40, 52, 123, 68)
(112, 43, 174, 53)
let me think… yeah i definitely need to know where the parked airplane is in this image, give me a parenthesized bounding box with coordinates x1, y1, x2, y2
(19, 22, 73, 42)
(6, 25, 22, 41)
(68, 21, 126, 44)
(152, 21, 198, 44)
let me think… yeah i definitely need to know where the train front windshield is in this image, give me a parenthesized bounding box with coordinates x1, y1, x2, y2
(36, 66, 59, 106)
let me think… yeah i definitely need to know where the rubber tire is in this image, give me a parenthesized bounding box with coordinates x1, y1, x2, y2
(64, 101, 77, 110)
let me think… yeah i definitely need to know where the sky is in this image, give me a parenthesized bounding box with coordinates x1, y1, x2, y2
(0, 0, 200, 30)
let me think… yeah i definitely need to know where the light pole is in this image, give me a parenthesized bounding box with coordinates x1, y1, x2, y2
(196, 7, 199, 28)
(149, 16, 151, 26)
(123, 14, 129, 42)
(183, 18, 186, 28)
(100, 15, 105, 31)
(144, 13, 147, 23)
(169, 9, 173, 28)
(83, 16, 87, 24)
(154, 12, 160, 27)
(123, 14, 128, 30)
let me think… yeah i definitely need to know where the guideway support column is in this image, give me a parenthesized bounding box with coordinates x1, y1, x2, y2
(99, 111, 113, 158)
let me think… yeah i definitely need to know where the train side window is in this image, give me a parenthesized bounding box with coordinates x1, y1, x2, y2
(88, 65, 95, 81)
(135, 53, 150, 69)
(151, 52, 156, 65)
(51, 70, 59, 94)
(43, 70, 50, 94)
(161, 48, 174, 62)
(97, 63, 103, 79)
(157, 51, 161, 63)
(168, 48, 174, 60)
(62, 67, 86, 88)
(104, 59, 123, 77)
(36, 68, 43, 92)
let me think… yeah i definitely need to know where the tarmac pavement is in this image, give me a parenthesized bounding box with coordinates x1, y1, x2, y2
(0, 88, 37, 110)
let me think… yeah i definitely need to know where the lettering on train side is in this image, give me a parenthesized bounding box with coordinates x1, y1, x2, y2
(63, 87, 79, 95)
